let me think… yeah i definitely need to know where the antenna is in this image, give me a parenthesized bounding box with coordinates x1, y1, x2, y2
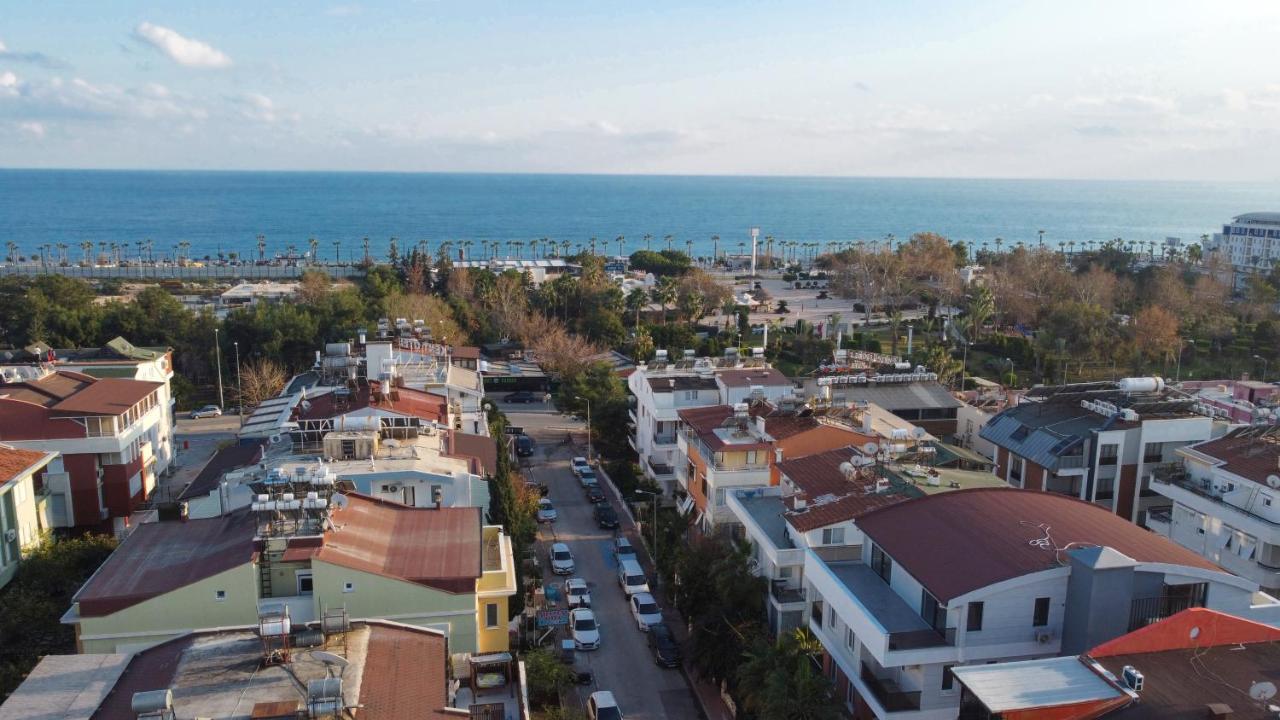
(311, 650, 350, 678)
(862, 441, 879, 456)
(1248, 681, 1277, 702)
(331, 494, 349, 510)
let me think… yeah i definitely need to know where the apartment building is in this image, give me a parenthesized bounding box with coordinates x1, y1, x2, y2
(1209, 211, 1280, 290)
(802, 488, 1275, 720)
(1146, 425, 1280, 593)
(66, 492, 517, 656)
(980, 378, 1226, 526)
(626, 348, 792, 492)
(0, 367, 171, 530)
(676, 400, 872, 532)
(802, 350, 962, 438)
(729, 444, 1006, 636)
(0, 445, 58, 590)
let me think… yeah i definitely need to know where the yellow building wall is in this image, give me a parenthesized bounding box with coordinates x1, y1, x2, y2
(474, 529, 516, 653)
(75, 563, 259, 654)
(309, 560, 480, 653)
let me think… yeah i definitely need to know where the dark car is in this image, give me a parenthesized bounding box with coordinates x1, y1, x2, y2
(594, 502, 619, 529)
(505, 391, 538, 403)
(515, 434, 535, 457)
(585, 485, 606, 504)
(647, 622, 682, 667)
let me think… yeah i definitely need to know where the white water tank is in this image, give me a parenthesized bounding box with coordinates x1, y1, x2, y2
(1118, 377, 1164, 393)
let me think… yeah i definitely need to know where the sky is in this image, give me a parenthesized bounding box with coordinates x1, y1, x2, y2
(2, 1, 1280, 179)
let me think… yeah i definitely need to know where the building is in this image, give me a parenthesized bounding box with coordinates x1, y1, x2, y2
(0, 445, 58, 590)
(729, 443, 1005, 636)
(803, 350, 962, 438)
(0, 620, 528, 720)
(802, 488, 1277, 720)
(953, 608, 1280, 719)
(450, 257, 578, 285)
(1146, 425, 1280, 593)
(980, 378, 1227, 526)
(219, 280, 299, 307)
(1209, 211, 1280, 290)
(627, 348, 791, 492)
(0, 367, 173, 531)
(65, 492, 517, 656)
(1178, 378, 1279, 424)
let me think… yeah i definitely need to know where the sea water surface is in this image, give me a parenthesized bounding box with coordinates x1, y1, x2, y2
(0, 169, 1276, 261)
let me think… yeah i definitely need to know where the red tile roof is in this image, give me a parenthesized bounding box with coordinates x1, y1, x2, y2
(717, 368, 791, 388)
(777, 446, 912, 531)
(447, 430, 497, 476)
(678, 404, 771, 451)
(296, 383, 447, 423)
(361, 623, 454, 719)
(75, 511, 259, 617)
(786, 492, 909, 532)
(49, 377, 161, 416)
(1090, 608, 1280, 658)
(1188, 432, 1280, 487)
(450, 345, 481, 360)
(316, 493, 481, 593)
(0, 371, 94, 407)
(0, 445, 52, 487)
(855, 488, 1223, 602)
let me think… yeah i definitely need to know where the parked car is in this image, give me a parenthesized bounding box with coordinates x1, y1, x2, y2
(647, 622, 682, 667)
(613, 537, 636, 562)
(550, 543, 575, 575)
(585, 484, 605, 504)
(569, 608, 600, 650)
(515, 434, 535, 457)
(578, 469, 598, 488)
(594, 503, 619, 529)
(616, 558, 649, 596)
(629, 592, 663, 631)
(571, 457, 590, 476)
(587, 691, 623, 720)
(536, 498, 558, 523)
(505, 391, 538, 403)
(564, 577, 592, 608)
(189, 405, 222, 419)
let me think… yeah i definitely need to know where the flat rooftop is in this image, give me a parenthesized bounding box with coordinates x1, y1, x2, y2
(735, 494, 794, 550)
(826, 561, 931, 635)
(952, 657, 1127, 715)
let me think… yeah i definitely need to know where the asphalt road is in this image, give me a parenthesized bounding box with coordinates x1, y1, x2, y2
(511, 410, 700, 720)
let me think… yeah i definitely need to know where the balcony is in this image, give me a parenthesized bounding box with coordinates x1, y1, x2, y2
(1151, 472, 1280, 530)
(1056, 454, 1086, 469)
(771, 580, 806, 606)
(1145, 506, 1172, 536)
(647, 457, 675, 478)
(652, 433, 678, 448)
(860, 663, 921, 712)
(1128, 593, 1204, 632)
(887, 627, 955, 651)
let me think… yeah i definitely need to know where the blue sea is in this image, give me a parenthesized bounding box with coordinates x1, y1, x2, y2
(0, 169, 1276, 262)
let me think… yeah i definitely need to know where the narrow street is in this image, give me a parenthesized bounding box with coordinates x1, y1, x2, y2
(510, 410, 702, 720)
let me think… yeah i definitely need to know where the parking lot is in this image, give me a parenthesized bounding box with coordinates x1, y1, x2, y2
(511, 411, 700, 720)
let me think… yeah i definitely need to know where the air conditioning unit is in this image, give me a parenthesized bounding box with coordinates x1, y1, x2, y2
(1035, 630, 1055, 644)
(3, 529, 16, 543)
(1121, 665, 1144, 692)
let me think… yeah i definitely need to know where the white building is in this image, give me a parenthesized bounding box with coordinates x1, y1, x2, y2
(0, 445, 58, 590)
(803, 488, 1279, 720)
(1146, 425, 1280, 593)
(1209, 211, 1280, 290)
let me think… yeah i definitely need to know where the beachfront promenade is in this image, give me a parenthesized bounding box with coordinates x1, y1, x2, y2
(0, 262, 366, 280)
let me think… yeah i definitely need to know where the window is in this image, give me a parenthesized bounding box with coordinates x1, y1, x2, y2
(779, 565, 793, 578)
(714, 488, 725, 507)
(967, 602, 984, 632)
(296, 571, 314, 595)
(485, 602, 500, 628)
(827, 604, 836, 629)
(1265, 496, 1273, 507)
(942, 665, 956, 692)
(845, 626, 856, 651)
(684, 390, 698, 400)
(214, 590, 226, 601)
(343, 581, 355, 593)
(1143, 443, 1163, 463)
(745, 450, 759, 465)
(870, 543, 892, 583)
(700, 475, 709, 500)
(921, 590, 946, 633)
(1098, 444, 1119, 466)
(822, 527, 846, 545)
(1033, 597, 1050, 627)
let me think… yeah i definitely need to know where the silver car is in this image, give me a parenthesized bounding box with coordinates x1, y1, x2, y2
(550, 543, 575, 575)
(537, 498, 558, 523)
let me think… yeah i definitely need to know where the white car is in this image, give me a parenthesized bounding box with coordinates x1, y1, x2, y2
(564, 577, 592, 608)
(189, 405, 222, 419)
(537, 498, 558, 523)
(629, 592, 663, 631)
(550, 543, 575, 575)
(579, 469, 599, 489)
(569, 608, 600, 650)
(571, 457, 590, 476)
(588, 690, 623, 720)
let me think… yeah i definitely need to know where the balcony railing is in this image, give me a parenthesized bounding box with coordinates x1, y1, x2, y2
(887, 626, 956, 651)
(1152, 473, 1280, 528)
(1128, 594, 1203, 632)
(860, 663, 921, 712)
(647, 457, 675, 478)
(652, 434, 678, 447)
(770, 580, 806, 605)
(1056, 454, 1086, 469)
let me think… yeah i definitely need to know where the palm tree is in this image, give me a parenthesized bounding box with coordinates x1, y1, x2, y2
(145, 238, 154, 263)
(559, 239, 571, 257)
(361, 237, 371, 264)
(5, 241, 16, 263)
(257, 234, 267, 261)
(643, 233, 652, 251)
(589, 236, 598, 256)
(711, 235, 720, 263)
(626, 287, 648, 328)
(308, 237, 319, 265)
(97, 241, 107, 264)
(764, 235, 774, 269)
(685, 238, 693, 261)
(80, 241, 92, 265)
(134, 240, 144, 263)
(179, 240, 191, 264)
(1068, 240, 1076, 256)
(652, 276, 678, 325)
(110, 242, 120, 265)
(1058, 241, 1066, 255)
(994, 237, 1003, 255)
(514, 240, 524, 259)
(332, 239, 342, 264)
(1038, 229, 1045, 247)
(462, 239, 473, 261)
(615, 235, 625, 258)
(664, 234, 674, 252)
(737, 241, 746, 262)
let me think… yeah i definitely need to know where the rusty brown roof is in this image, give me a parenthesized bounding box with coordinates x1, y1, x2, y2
(447, 430, 497, 476)
(678, 404, 772, 451)
(0, 371, 95, 408)
(316, 493, 481, 593)
(75, 511, 259, 618)
(717, 368, 791, 388)
(779, 446, 914, 531)
(49, 377, 161, 416)
(450, 345, 481, 360)
(856, 488, 1222, 602)
(177, 442, 265, 501)
(361, 623, 455, 719)
(296, 383, 447, 423)
(0, 445, 53, 487)
(1189, 431, 1280, 487)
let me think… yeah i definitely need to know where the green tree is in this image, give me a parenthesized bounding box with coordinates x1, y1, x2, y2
(963, 285, 995, 342)
(626, 287, 649, 328)
(652, 277, 678, 325)
(522, 647, 574, 708)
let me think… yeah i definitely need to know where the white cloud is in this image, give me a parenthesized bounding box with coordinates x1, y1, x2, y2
(325, 4, 363, 17)
(18, 120, 44, 137)
(133, 22, 232, 68)
(0, 71, 19, 97)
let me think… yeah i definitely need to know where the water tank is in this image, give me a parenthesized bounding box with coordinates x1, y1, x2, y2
(1118, 377, 1164, 393)
(131, 690, 173, 715)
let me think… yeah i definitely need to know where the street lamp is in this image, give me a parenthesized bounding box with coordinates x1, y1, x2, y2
(1254, 355, 1270, 382)
(576, 395, 593, 462)
(233, 341, 244, 425)
(959, 341, 972, 391)
(1175, 338, 1193, 383)
(634, 488, 661, 574)
(214, 328, 225, 409)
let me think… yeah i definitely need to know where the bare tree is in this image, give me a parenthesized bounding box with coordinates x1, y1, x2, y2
(238, 358, 288, 411)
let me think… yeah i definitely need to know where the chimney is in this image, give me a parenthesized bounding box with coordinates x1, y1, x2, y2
(755, 415, 767, 434)
(793, 493, 807, 510)
(775, 448, 784, 464)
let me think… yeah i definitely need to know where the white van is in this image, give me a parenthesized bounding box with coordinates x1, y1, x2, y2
(616, 558, 649, 597)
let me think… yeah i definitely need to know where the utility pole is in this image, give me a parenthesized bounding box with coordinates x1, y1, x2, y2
(576, 395, 593, 462)
(234, 341, 244, 425)
(214, 328, 225, 409)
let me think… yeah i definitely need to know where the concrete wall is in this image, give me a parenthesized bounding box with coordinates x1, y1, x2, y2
(0, 472, 42, 589)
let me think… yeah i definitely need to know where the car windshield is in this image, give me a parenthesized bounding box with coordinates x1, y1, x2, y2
(569, 586, 587, 596)
(626, 574, 645, 586)
(580, 470, 596, 479)
(636, 601, 659, 614)
(574, 618, 596, 631)
(616, 544, 634, 554)
(596, 707, 622, 720)
(650, 624, 671, 640)
(554, 551, 571, 561)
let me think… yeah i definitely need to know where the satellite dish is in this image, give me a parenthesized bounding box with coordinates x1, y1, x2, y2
(1267, 475, 1280, 489)
(862, 442, 880, 456)
(912, 427, 927, 439)
(269, 434, 283, 445)
(1248, 681, 1277, 702)
(331, 494, 349, 510)
(311, 651, 349, 669)
(1188, 626, 1200, 640)
(839, 462, 855, 476)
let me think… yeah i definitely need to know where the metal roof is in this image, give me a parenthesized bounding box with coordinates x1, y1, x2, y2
(1233, 211, 1280, 225)
(828, 382, 961, 411)
(951, 657, 1126, 713)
